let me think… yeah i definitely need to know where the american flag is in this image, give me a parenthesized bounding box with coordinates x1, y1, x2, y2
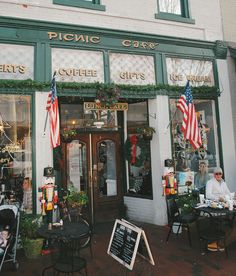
(46, 74, 60, 148)
(176, 81, 202, 150)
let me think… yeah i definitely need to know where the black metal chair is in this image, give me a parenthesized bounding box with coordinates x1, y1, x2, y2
(166, 197, 198, 246)
(196, 209, 234, 257)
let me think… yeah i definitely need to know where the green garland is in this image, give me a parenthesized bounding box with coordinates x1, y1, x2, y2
(0, 79, 219, 97)
(124, 136, 150, 167)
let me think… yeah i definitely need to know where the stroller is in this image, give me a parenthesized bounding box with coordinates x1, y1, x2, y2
(0, 204, 20, 272)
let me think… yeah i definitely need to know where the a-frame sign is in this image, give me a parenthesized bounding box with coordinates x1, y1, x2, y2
(107, 219, 155, 270)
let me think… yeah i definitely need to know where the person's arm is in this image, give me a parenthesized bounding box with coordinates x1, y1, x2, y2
(223, 182, 231, 196)
(205, 180, 217, 200)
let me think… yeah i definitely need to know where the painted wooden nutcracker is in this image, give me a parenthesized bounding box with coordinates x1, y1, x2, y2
(40, 167, 58, 230)
(162, 159, 177, 196)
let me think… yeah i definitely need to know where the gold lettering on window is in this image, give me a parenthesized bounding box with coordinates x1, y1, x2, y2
(119, 72, 145, 80)
(57, 68, 97, 77)
(0, 64, 27, 74)
(169, 74, 211, 83)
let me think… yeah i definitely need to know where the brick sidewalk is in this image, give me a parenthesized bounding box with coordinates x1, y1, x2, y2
(1, 220, 236, 275)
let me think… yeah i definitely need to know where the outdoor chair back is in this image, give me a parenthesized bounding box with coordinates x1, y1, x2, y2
(166, 197, 198, 247)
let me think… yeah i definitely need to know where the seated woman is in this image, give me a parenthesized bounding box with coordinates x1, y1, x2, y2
(205, 167, 231, 202)
(194, 161, 210, 193)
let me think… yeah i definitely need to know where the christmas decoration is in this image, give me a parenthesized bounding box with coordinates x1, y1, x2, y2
(124, 135, 150, 167)
(162, 159, 177, 196)
(96, 84, 121, 107)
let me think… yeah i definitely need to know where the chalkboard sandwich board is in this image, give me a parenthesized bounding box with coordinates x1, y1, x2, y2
(107, 219, 155, 271)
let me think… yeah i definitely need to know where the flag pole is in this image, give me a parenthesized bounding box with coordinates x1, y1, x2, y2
(43, 71, 57, 137)
(165, 108, 177, 130)
(43, 111, 49, 136)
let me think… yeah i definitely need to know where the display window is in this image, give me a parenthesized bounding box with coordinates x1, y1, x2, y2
(126, 102, 153, 198)
(170, 98, 220, 194)
(0, 94, 32, 213)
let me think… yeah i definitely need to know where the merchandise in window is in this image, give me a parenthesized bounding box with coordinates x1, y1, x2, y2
(170, 99, 220, 194)
(0, 95, 32, 214)
(125, 102, 153, 198)
(155, 0, 195, 24)
(53, 0, 106, 11)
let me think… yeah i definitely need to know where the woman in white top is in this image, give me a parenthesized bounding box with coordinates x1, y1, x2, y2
(205, 167, 231, 201)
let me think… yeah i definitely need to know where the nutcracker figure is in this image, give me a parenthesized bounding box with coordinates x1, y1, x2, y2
(39, 167, 58, 229)
(162, 159, 177, 196)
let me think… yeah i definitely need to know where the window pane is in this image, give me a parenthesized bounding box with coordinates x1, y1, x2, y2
(126, 102, 153, 197)
(0, 94, 32, 213)
(67, 140, 87, 193)
(97, 140, 117, 197)
(159, 0, 181, 15)
(60, 100, 117, 131)
(170, 99, 220, 194)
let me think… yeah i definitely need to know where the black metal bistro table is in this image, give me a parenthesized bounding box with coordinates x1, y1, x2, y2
(38, 221, 90, 275)
(194, 204, 236, 255)
(38, 221, 90, 240)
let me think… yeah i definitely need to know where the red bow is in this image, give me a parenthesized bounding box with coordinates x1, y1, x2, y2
(130, 135, 138, 165)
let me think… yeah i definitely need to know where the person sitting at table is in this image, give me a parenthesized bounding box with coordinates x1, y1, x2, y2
(205, 167, 231, 202)
(205, 167, 232, 252)
(194, 161, 210, 193)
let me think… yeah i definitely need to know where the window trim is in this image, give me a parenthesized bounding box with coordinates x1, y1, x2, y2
(53, 0, 106, 11)
(155, 0, 195, 24)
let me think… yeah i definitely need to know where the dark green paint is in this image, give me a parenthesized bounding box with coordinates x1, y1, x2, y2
(53, 0, 105, 11)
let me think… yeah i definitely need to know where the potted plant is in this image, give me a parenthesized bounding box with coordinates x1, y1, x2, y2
(137, 126, 156, 140)
(20, 213, 44, 259)
(65, 190, 89, 218)
(60, 128, 77, 142)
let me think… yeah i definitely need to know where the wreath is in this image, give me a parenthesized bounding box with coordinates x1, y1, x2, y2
(124, 135, 150, 167)
(96, 85, 121, 107)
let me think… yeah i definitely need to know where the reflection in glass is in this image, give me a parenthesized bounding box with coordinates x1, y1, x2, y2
(97, 140, 117, 197)
(0, 95, 32, 213)
(170, 99, 220, 192)
(60, 101, 117, 130)
(126, 101, 153, 197)
(67, 140, 87, 192)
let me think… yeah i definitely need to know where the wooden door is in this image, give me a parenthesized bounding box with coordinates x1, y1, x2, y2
(62, 132, 123, 224)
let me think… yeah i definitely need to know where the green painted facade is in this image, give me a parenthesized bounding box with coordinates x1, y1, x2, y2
(0, 15, 223, 99)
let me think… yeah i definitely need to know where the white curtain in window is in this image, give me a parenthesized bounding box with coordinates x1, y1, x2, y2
(159, 0, 181, 15)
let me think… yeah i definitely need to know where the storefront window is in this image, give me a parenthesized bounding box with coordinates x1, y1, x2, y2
(170, 99, 220, 194)
(60, 100, 117, 132)
(126, 102, 153, 197)
(0, 94, 32, 213)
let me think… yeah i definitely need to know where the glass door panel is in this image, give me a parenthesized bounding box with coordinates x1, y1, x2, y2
(97, 140, 117, 197)
(67, 140, 87, 192)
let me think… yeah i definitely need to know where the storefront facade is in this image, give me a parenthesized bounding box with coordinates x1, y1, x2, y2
(0, 1, 235, 226)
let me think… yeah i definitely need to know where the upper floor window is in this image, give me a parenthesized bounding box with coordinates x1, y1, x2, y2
(155, 0, 195, 24)
(53, 0, 105, 11)
(159, 0, 181, 15)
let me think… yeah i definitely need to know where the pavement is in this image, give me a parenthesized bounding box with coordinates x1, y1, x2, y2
(1, 219, 236, 276)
